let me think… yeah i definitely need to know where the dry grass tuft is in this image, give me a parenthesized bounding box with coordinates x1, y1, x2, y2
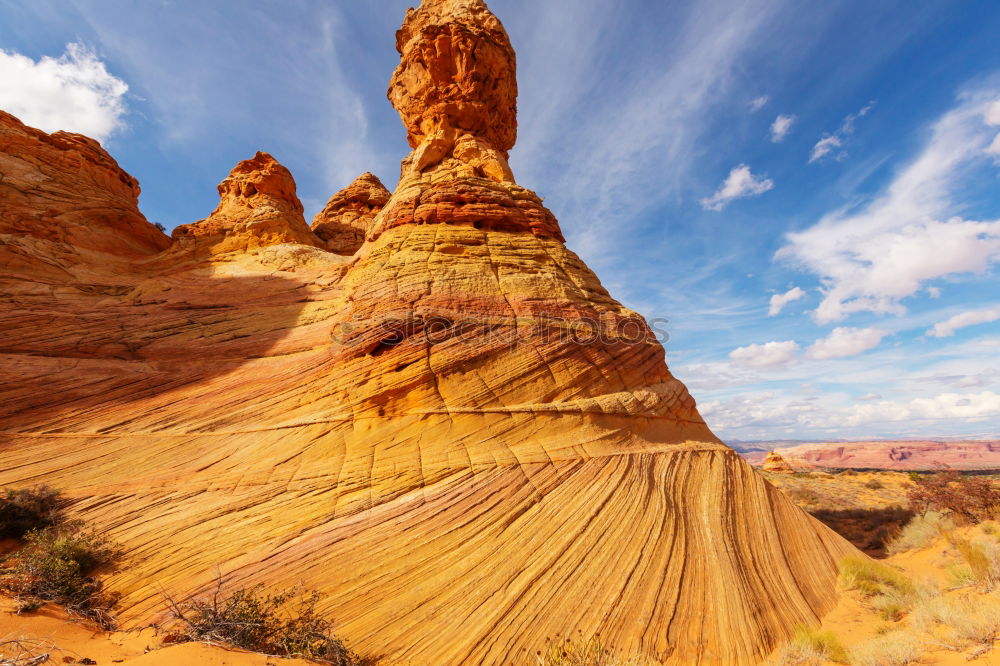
(848, 630, 922, 666)
(950, 536, 1000, 591)
(773, 626, 848, 665)
(839, 556, 923, 620)
(910, 594, 1000, 652)
(533, 636, 639, 666)
(887, 511, 954, 554)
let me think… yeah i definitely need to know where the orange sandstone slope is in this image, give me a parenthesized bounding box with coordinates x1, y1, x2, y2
(0, 0, 856, 663)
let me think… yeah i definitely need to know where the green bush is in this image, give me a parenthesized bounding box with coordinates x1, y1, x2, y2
(0, 486, 62, 539)
(0, 524, 122, 627)
(165, 579, 376, 665)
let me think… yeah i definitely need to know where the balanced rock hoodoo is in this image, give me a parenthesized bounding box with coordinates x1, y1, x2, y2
(0, 1, 856, 664)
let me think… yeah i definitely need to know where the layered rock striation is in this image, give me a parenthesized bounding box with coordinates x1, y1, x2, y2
(0, 1, 856, 664)
(311, 172, 389, 254)
(172, 151, 324, 255)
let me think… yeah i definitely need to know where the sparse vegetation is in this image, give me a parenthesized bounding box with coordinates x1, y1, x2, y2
(0, 638, 58, 666)
(950, 535, 1000, 591)
(839, 556, 921, 620)
(778, 626, 848, 665)
(0, 486, 62, 539)
(164, 577, 375, 665)
(863, 479, 883, 490)
(887, 510, 954, 554)
(0, 523, 122, 628)
(848, 630, 922, 666)
(532, 636, 638, 666)
(907, 470, 1000, 523)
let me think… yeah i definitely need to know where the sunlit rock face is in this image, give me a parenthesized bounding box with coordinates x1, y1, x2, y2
(0, 0, 856, 664)
(171, 151, 324, 255)
(311, 172, 390, 255)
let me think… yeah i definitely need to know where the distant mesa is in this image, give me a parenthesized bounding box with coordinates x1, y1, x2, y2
(745, 440, 1000, 471)
(0, 0, 857, 664)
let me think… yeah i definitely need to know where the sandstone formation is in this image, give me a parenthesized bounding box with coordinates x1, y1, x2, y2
(0, 110, 170, 261)
(172, 151, 324, 255)
(762, 450, 796, 473)
(310, 172, 390, 254)
(0, 1, 857, 664)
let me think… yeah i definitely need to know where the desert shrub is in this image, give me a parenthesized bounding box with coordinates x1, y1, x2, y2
(848, 630, 921, 666)
(907, 471, 1000, 523)
(0, 523, 121, 627)
(165, 579, 375, 665)
(533, 636, 638, 666)
(776, 626, 847, 665)
(0, 638, 58, 665)
(0, 486, 62, 539)
(951, 536, 1000, 591)
(863, 478, 884, 490)
(887, 511, 954, 554)
(839, 557, 919, 620)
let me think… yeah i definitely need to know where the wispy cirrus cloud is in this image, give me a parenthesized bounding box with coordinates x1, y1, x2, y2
(748, 95, 769, 112)
(928, 306, 1000, 337)
(808, 101, 875, 163)
(778, 85, 1000, 324)
(0, 42, 127, 141)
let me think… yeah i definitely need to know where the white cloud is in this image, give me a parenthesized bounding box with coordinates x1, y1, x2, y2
(701, 164, 774, 211)
(927, 286, 942, 298)
(770, 114, 796, 142)
(749, 95, 769, 111)
(701, 390, 1000, 433)
(928, 306, 1000, 337)
(778, 86, 1000, 323)
(987, 100, 1000, 125)
(806, 326, 887, 360)
(768, 286, 806, 316)
(0, 43, 127, 141)
(855, 393, 883, 401)
(809, 135, 842, 162)
(728, 340, 799, 368)
(808, 102, 874, 163)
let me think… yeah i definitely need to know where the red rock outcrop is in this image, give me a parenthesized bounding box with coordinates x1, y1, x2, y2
(388, 0, 516, 152)
(0, 110, 170, 259)
(762, 450, 796, 473)
(310, 172, 389, 254)
(0, 1, 857, 664)
(172, 151, 323, 254)
(756, 440, 1000, 471)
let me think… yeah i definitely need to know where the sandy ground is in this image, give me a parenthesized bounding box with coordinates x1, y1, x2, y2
(770, 523, 1000, 665)
(0, 599, 317, 665)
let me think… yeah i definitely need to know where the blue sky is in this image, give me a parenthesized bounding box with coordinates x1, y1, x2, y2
(2, 0, 999, 441)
